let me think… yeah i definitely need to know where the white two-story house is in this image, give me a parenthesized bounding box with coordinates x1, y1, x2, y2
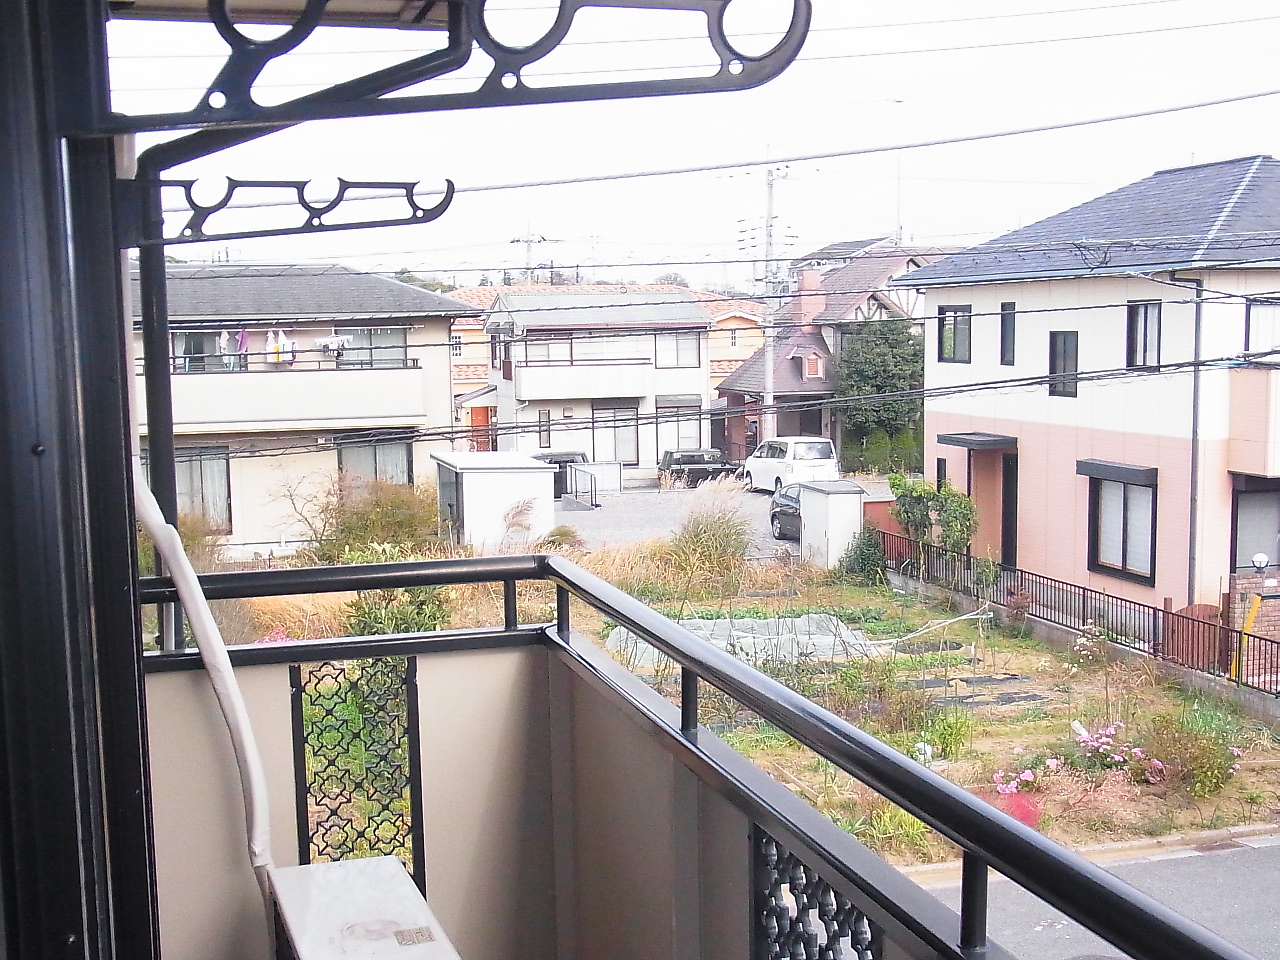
(899, 155, 1280, 628)
(132, 264, 479, 557)
(483, 287, 714, 477)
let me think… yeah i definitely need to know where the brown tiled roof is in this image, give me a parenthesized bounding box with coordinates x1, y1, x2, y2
(711, 358, 744, 375)
(716, 328, 836, 397)
(451, 363, 489, 381)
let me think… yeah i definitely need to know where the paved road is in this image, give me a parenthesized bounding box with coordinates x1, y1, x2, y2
(928, 836, 1280, 959)
(554, 486, 794, 558)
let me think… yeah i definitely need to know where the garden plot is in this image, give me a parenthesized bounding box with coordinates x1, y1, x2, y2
(607, 613, 887, 668)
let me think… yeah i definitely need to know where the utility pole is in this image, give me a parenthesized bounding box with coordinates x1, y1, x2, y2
(510, 230, 559, 283)
(761, 165, 789, 442)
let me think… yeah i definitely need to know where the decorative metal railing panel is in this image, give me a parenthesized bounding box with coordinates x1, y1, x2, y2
(290, 657, 425, 887)
(754, 827, 877, 960)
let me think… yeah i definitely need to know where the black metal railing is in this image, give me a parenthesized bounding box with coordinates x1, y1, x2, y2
(880, 531, 1280, 697)
(138, 554, 1258, 960)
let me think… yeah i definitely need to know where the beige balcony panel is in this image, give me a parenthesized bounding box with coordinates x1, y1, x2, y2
(1229, 366, 1280, 477)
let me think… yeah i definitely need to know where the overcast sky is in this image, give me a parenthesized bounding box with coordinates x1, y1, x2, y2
(107, 0, 1280, 291)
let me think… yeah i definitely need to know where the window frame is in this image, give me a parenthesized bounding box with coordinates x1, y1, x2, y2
(937, 306, 972, 364)
(999, 302, 1016, 366)
(655, 330, 702, 369)
(334, 326, 409, 369)
(1126, 301, 1161, 368)
(450, 333, 463, 358)
(1087, 477, 1157, 585)
(337, 441, 414, 486)
(1048, 330, 1079, 397)
(537, 409, 552, 448)
(173, 446, 232, 534)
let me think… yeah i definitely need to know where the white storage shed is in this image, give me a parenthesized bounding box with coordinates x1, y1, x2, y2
(431, 451, 556, 552)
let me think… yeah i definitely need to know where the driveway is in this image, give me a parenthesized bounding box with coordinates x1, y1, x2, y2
(553, 486, 795, 558)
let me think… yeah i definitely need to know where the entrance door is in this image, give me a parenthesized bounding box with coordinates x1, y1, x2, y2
(1001, 453, 1019, 567)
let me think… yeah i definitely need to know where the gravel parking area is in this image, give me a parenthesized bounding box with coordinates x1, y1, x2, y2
(554, 486, 795, 558)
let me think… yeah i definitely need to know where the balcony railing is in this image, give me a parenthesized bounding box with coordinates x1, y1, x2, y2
(136, 346, 418, 375)
(881, 531, 1280, 697)
(138, 555, 1256, 960)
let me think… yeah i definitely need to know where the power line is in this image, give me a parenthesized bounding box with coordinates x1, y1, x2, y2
(158, 345, 1277, 462)
(142, 87, 1280, 213)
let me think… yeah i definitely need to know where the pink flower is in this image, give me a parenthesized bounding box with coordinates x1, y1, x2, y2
(1013, 747, 1024, 755)
(1149, 759, 1165, 770)
(1131, 749, 1145, 759)
(1045, 758, 1062, 771)
(1230, 747, 1244, 757)
(993, 771, 1005, 784)
(1020, 770, 1035, 781)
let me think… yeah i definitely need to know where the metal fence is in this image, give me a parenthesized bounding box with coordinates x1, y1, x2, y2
(880, 532, 1280, 697)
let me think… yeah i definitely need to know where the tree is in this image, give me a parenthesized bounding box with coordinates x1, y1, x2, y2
(836, 319, 923, 439)
(887, 475, 979, 551)
(654, 271, 688, 287)
(478, 274, 493, 286)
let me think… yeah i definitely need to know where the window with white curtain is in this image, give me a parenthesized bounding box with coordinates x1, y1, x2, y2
(1090, 478, 1155, 582)
(1247, 301, 1280, 360)
(335, 327, 408, 368)
(592, 407, 639, 465)
(339, 442, 411, 485)
(655, 331, 701, 368)
(1126, 301, 1161, 367)
(657, 406, 701, 454)
(174, 447, 232, 533)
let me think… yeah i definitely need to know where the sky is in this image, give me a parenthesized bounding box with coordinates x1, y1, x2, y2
(106, 0, 1280, 292)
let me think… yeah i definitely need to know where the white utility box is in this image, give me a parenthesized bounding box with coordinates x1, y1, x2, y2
(431, 451, 556, 552)
(798, 480, 866, 569)
(271, 856, 459, 960)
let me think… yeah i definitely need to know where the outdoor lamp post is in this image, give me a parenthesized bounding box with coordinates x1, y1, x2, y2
(1236, 553, 1277, 680)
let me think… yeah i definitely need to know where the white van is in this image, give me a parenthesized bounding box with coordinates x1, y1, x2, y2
(742, 437, 840, 492)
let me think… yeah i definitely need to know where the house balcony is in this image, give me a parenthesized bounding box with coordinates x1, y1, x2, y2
(1229, 364, 1280, 477)
(135, 364, 431, 435)
(514, 360, 655, 401)
(137, 556, 1248, 960)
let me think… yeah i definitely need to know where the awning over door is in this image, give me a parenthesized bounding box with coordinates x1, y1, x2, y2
(936, 432, 1018, 450)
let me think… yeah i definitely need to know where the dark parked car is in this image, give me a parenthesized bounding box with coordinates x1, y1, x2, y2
(769, 484, 802, 540)
(532, 451, 588, 499)
(658, 448, 740, 486)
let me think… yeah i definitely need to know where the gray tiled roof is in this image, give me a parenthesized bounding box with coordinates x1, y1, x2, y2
(129, 264, 479, 320)
(815, 246, 955, 320)
(717, 329, 835, 397)
(899, 156, 1280, 286)
(487, 289, 712, 331)
(790, 237, 886, 269)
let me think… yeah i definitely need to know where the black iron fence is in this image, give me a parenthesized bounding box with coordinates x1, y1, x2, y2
(880, 531, 1280, 697)
(139, 554, 1258, 960)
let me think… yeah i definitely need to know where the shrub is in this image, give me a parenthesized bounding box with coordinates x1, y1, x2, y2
(339, 543, 449, 636)
(922, 707, 974, 760)
(294, 477, 442, 563)
(832, 523, 886, 585)
(536, 524, 586, 550)
(1141, 710, 1244, 798)
(663, 476, 751, 594)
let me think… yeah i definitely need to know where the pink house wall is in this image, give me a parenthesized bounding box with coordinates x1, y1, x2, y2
(927, 410, 1206, 608)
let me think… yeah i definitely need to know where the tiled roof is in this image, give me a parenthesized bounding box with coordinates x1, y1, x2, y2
(482, 286, 714, 330)
(815, 245, 954, 320)
(130, 264, 480, 320)
(900, 156, 1280, 286)
(790, 237, 887, 268)
(716, 328, 836, 397)
(690, 290, 770, 318)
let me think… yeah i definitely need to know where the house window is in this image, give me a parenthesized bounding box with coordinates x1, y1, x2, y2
(172, 331, 227, 372)
(1089, 478, 1156, 583)
(592, 406, 639, 466)
(1049, 331, 1078, 397)
(525, 334, 571, 364)
(1000, 302, 1016, 366)
(937, 306, 972, 363)
(1234, 490, 1280, 571)
(335, 327, 408, 369)
(1126, 301, 1161, 367)
(730, 329, 739, 348)
(657, 405, 701, 453)
(339, 442, 411, 485)
(804, 355, 823, 379)
(490, 335, 500, 369)
(936, 457, 948, 491)
(655, 331, 701, 368)
(537, 409, 552, 448)
(450, 334, 462, 358)
(174, 447, 231, 533)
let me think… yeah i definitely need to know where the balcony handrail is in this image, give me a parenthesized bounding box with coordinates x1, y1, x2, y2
(139, 554, 1255, 960)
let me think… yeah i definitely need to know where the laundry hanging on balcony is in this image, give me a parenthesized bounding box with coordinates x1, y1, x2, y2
(315, 333, 354, 358)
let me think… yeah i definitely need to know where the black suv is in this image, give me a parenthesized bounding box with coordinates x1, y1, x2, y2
(658, 448, 740, 486)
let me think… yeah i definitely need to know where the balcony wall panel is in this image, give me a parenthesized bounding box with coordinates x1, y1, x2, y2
(515, 363, 653, 401)
(414, 646, 556, 960)
(136, 368, 432, 434)
(1229, 366, 1280, 477)
(146, 664, 299, 960)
